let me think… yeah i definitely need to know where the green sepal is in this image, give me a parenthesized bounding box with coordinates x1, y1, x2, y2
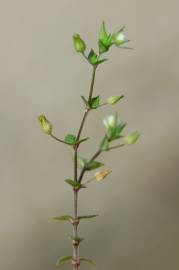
(88, 96, 100, 109)
(65, 179, 86, 189)
(86, 160, 104, 171)
(99, 21, 108, 44)
(100, 136, 109, 151)
(80, 257, 96, 266)
(67, 234, 84, 243)
(88, 49, 98, 65)
(78, 215, 99, 220)
(56, 256, 72, 266)
(53, 215, 73, 222)
(98, 40, 108, 54)
(64, 134, 77, 145)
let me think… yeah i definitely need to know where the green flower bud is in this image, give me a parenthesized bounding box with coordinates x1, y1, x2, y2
(107, 95, 124, 105)
(123, 131, 140, 145)
(73, 34, 86, 53)
(113, 31, 127, 47)
(38, 115, 52, 135)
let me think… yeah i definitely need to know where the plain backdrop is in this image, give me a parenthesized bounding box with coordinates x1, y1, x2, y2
(0, 0, 179, 270)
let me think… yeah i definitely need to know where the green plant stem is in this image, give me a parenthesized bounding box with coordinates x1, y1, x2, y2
(72, 65, 98, 270)
(78, 149, 102, 183)
(88, 65, 97, 102)
(50, 134, 70, 145)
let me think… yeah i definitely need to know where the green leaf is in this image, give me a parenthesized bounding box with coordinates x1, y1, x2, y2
(86, 160, 104, 171)
(78, 215, 99, 220)
(68, 234, 84, 242)
(56, 256, 72, 266)
(77, 156, 87, 169)
(81, 96, 89, 107)
(53, 215, 73, 222)
(80, 257, 96, 266)
(77, 137, 90, 144)
(89, 96, 100, 109)
(100, 136, 109, 151)
(96, 58, 108, 65)
(64, 134, 77, 145)
(65, 179, 86, 189)
(88, 49, 98, 65)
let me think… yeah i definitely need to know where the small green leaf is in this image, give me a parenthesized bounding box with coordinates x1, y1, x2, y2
(100, 136, 109, 151)
(56, 256, 72, 266)
(88, 49, 98, 65)
(78, 215, 99, 220)
(67, 234, 84, 242)
(86, 160, 104, 171)
(64, 134, 77, 145)
(65, 179, 86, 189)
(89, 96, 100, 109)
(77, 156, 87, 169)
(78, 137, 90, 144)
(81, 96, 89, 107)
(80, 257, 96, 266)
(96, 58, 108, 65)
(53, 215, 73, 222)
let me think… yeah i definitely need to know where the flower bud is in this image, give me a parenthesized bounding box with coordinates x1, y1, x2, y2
(73, 34, 86, 53)
(107, 95, 124, 105)
(113, 31, 127, 47)
(38, 115, 52, 135)
(103, 115, 117, 129)
(123, 131, 140, 145)
(95, 170, 111, 181)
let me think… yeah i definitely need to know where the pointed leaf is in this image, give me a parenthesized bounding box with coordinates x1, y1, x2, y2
(65, 179, 86, 189)
(81, 96, 89, 107)
(56, 256, 72, 266)
(67, 234, 84, 242)
(100, 136, 109, 151)
(80, 257, 96, 266)
(78, 215, 99, 220)
(86, 160, 104, 171)
(89, 96, 100, 109)
(77, 137, 90, 144)
(77, 156, 87, 169)
(88, 49, 98, 65)
(64, 134, 77, 145)
(53, 215, 73, 222)
(96, 58, 108, 65)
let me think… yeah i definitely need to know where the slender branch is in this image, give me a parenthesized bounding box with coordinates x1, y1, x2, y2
(107, 143, 125, 151)
(76, 109, 90, 141)
(88, 65, 97, 102)
(50, 134, 71, 145)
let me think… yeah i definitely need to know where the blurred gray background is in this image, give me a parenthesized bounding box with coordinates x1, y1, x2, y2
(0, 0, 179, 269)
